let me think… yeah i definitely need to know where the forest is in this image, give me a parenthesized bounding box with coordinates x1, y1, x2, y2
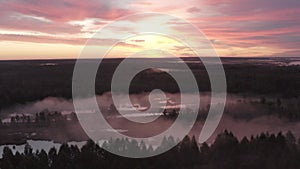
(0, 130, 299, 169)
(0, 58, 299, 110)
(1, 58, 299, 169)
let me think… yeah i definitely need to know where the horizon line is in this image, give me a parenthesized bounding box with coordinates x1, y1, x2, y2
(1, 56, 300, 61)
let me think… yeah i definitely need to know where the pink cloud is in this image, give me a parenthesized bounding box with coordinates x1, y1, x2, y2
(0, 14, 82, 34)
(178, 0, 300, 56)
(2, 0, 133, 22)
(0, 0, 299, 57)
(205, 0, 300, 13)
(131, 39, 145, 43)
(116, 42, 141, 48)
(0, 0, 134, 40)
(0, 33, 86, 45)
(0, 33, 122, 46)
(186, 7, 201, 13)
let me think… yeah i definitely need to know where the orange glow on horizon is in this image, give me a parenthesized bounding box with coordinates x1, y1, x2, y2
(0, 0, 299, 60)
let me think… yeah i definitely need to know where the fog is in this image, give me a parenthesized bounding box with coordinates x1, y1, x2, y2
(1, 92, 300, 141)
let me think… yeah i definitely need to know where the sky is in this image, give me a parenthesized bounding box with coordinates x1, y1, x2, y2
(0, 0, 299, 60)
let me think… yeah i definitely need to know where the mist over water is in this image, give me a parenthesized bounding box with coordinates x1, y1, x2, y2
(1, 92, 300, 141)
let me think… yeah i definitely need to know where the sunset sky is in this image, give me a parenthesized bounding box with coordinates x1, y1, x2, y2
(0, 0, 299, 60)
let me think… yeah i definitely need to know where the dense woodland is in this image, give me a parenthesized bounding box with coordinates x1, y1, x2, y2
(1, 59, 299, 168)
(0, 58, 299, 110)
(0, 130, 300, 169)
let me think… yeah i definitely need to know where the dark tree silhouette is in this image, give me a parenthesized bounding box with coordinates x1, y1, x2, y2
(1, 131, 300, 169)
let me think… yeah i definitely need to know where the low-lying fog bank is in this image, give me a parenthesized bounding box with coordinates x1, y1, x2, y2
(1, 92, 299, 120)
(0, 92, 299, 142)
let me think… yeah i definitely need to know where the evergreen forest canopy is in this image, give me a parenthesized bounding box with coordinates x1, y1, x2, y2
(0, 58, 299, 110)
(1, 130, 300, 169)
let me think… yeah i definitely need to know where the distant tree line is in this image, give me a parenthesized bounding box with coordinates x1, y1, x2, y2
(1, 130, 300, 169)
(1, 111, 77, 126)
